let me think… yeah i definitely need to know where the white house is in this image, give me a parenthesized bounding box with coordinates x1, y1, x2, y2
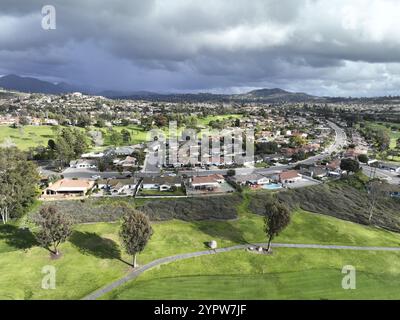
(69, 159, 97, 169)
(232, 174, 270, 186)
(141, 176, 182, 191)
(190, 174, 225, 190)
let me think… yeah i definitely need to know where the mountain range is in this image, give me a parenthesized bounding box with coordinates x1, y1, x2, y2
(0, 74, 323, 103)
(0, 74, 81, 95)
(1, 74, 398, 104)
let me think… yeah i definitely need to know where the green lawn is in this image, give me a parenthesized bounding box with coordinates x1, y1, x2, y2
(102, 125, 149, 145)
(1, 200, 400, 299)
(0, 125, 57, 150)
(197, 114, 242, 127)
(0, 116, 244, 151)
(0, 124, 150, 151)
(104, 249, 400, 300)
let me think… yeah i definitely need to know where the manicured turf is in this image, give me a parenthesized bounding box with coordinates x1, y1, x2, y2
(0, 125, 57, 150)
(101, 125, 149, 145)
(104, 249, 400, 300)
(197, 114, 242, 127)
(1, 206, 400, 299)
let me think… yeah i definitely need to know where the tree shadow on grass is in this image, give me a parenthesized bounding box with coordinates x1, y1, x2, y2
(69, 231, 131, 266)
(0, 224, 38, 251)
(194, 220, 249, 246)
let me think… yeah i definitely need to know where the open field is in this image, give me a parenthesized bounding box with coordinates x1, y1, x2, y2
(2, 201, 400, 299)
(0, 125, 56, 150)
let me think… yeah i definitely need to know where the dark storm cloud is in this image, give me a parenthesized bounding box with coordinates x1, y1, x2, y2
(1, 0, 400, 96)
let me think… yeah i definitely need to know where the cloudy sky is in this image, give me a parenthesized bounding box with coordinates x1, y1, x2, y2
(1, 0, 400, 96)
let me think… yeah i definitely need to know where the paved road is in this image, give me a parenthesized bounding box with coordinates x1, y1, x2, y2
(361, 164, 400, 185)
(82, 241, 399, 300)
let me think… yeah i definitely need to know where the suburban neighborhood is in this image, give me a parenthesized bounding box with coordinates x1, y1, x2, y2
(1, 0, 400, 308)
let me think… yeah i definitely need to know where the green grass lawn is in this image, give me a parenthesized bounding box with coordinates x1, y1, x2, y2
(101, 125, 149, 145)
(104, 249, 400, 300)
(0, 124, 150, 151)
(197, 114, 242, 127)
(0, 116, 244, 151)
(1, 199, 400, 299)
(0, 125, 57, 150)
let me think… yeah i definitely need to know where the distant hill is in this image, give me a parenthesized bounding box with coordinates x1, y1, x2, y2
(0, 74, 79, 94)
(236, 88, 321, 102)
(4, 74, 397, 104)
(113, 88, 323, 103)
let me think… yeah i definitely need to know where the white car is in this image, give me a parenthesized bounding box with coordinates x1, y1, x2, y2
(91, 175, 101, 180)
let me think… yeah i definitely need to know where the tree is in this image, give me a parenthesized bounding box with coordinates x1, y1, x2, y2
(119, 209, 153, 267)
(227, 169, 236, 177)
(256, 141, 278, 155)
(34, 206, 72, 256)
(264, 200, 291, 252)
(357, 154, 369, 164)
(109, 129, 123, 146)
(340, 158, 360, 175)
(95, 119, 106, 128)
(0, 148, 39, 224)
(121, 129, 131, 144)
(47, 139, 56, 151)
(77, 114, 92, 128)
(366, 180, 385, 223)
(19, 116, 30, 126)
(54, 128, 90, 167)
(289, 136, 306, 148)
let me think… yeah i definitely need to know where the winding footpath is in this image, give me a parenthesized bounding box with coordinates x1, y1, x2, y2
(82, 242, 400, 300)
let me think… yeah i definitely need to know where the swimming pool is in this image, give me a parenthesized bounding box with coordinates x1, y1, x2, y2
(262, 183, 283, 190)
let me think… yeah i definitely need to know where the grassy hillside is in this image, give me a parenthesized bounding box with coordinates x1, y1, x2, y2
(3, 206, 400, 299)
(104, 249, 400, 300)
(272, 177, 400, 232)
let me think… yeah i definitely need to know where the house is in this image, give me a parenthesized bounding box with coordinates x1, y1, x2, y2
(105, 146, 136, 157)
(42, 179, 95, 197)
(343, 148, 362, 159)
(232, 174, 270, 186)
(98, 178, 136, 194)
(113, 156, 137, 168)
(141, 176, 182, 191)
(81, 152, 105, 159)
(190, 174, 225, 190)
(326, 159, 341, 171)
(69, 159, 97, 169)
(309, 166, 327, 178)
(275, 170, 301, 183)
